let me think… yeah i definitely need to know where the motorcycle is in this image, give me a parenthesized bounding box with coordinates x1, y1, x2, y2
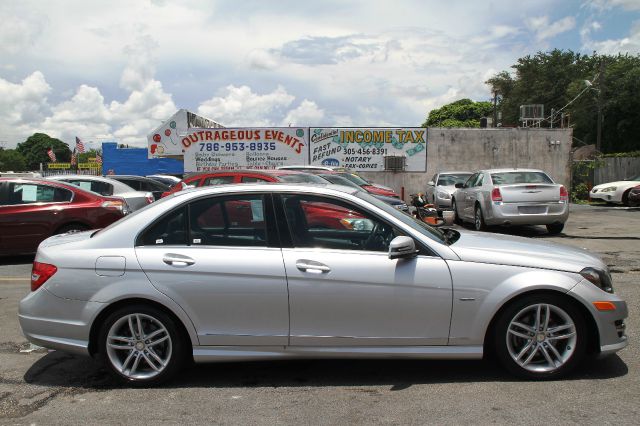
(410, 193, 445, 227)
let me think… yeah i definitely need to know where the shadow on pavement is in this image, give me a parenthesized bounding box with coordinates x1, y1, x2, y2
(0, 255, 34, 266)
(23, 351, 628, 390)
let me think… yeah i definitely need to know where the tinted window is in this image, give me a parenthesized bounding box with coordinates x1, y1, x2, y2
(68, 180, 113, 196)
(117, 179, 142, 190)
(437, 173, 472, 186)
(203, 176, 235, 186)
(189, 195, 267, 247)
(491, 172, 553, 185)
(281, 194, 399, 252)
(138, 207, 187, 246)
(241, 176, 270, 183)
(2, 183, 72, 205)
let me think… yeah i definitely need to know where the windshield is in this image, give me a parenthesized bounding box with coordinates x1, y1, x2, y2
(338, 173, 369, 186)
(437, 173, 472, 186)
(355, 191, 447, 244)
(317, 174, 362, 189)
(490, 171, 553, 185)
(625, 174, 640, 181)
(278, 173, 327, 183)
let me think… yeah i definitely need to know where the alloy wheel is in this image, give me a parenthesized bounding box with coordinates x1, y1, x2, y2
(505, 303, 577, 374)
(106, 313, 173, 380)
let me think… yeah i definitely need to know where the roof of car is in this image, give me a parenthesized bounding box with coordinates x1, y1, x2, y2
(173, 182, 359, 198)
(437, 171, 473, 175)
(185, 169, 313, 179)
(0, 177, 100, 194)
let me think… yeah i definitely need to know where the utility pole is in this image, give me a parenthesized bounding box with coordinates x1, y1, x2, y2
(550, 108, 555, 129)
(596, 61, 605, 152)
(493, 90, 498, 128)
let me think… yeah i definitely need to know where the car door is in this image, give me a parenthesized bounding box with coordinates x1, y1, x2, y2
(0, 182, 73, 253)
(455, 173, 475, 220)
(276, 193, 452, 346)
(135, 193, 289, 346)
(463, 173, 484, 218)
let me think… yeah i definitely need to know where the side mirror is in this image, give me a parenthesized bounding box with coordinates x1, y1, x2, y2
(454, 183, 464, 189)
(427, 181, 434, 186)
(388, 236, 419, 260)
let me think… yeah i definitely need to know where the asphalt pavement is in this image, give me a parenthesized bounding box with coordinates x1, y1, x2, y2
(0, 204, 638, 425)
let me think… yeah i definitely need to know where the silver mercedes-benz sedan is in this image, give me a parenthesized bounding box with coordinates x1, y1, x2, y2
(19, 184, 627, 385)
(452, 168, 569, 234)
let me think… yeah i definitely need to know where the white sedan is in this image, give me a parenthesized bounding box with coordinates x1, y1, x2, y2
(590, 174, 640, 206)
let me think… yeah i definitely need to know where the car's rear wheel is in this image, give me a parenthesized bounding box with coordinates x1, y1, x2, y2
(494, 294, 587, 379)
(474, 205, 486, 231)
(98, 305, 184, 386)
(546, 223, 564, 234)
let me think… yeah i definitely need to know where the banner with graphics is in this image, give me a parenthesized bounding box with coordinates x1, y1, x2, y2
(183, 128, 308, 172)
(309, 128, 427, 172)
(147, 109, 224, 158)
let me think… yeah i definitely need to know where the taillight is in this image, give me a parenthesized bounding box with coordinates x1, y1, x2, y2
(491, 187, 502, 202)
(102, 200, 125, 213)
(31, 262, 57, 291)
(560, 185, 568, 202)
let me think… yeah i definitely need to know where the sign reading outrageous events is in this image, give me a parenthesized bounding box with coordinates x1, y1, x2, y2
(309, 128, 427, 171)
(183, 128, 308, 172)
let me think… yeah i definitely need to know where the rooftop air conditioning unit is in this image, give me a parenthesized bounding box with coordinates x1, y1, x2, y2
(384, 155, 406, 172)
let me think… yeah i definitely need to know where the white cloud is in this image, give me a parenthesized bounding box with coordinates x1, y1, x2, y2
(281, 100, 325, 126)
(197, 85, 295, 127)
(526, 15, 576, 41)
(585, 20, 640, 53)
(587, 0, 640, 11)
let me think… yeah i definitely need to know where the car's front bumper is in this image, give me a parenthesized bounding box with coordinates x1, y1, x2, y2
(568, 280, 628, 357)
(484, 201, 569, 226)
(590, 189, 623, 203)
(19, 287, 103, 356)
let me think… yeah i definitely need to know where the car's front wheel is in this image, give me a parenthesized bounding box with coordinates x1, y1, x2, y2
(452, 199, 462, 225)
(494, 294, 587, 379)
(98, 305, 185, 386)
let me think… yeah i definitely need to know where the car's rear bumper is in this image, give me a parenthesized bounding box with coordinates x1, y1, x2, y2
(19, 288, 103, 356)
(485, 201, 569, 226)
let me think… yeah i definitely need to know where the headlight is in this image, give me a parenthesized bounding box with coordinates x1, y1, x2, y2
(580, 267, 614, 293)
(437, 191, 451, 199)
(601, 186, 617, 192)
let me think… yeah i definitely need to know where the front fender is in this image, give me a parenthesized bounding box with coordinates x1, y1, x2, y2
(447, 260, 580, 346)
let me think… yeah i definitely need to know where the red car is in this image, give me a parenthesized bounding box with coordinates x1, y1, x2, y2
(162, 170, 366, 229)
(302, 170, 400, 198)
(0, 178, 128, 255)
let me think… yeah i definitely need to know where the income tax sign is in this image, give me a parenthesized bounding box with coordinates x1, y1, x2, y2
(309, 128, 427, 172)
(183, 128, 308, 172)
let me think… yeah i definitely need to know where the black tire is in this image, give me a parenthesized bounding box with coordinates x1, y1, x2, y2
(474, 205, 487, 231)
(622, 189, 631, 207)
(546, 223, 565, 234)
(493, 294, 587, 380)
(451, 198, 462, 225)
(97, 304, 186, 387)
(55, 223, 89, 234)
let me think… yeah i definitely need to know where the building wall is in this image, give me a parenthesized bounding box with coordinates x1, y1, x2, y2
(357, 128, 572, 201)
(102, 142, 183, 175)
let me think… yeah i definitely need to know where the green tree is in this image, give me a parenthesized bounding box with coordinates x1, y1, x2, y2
(485, 49, 640, 153)
(422, 99, 493, 128)
(0, 149, 27, 171)
(16, 133, 71, 169)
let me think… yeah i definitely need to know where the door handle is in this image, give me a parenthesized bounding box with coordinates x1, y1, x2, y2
(163, 254, 195, 266)
(296, 260, 331, 274)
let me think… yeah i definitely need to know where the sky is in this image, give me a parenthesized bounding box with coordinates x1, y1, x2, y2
(1, 0, 639, 150)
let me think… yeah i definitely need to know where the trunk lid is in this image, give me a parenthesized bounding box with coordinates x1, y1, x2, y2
(498, 184, 560, 203)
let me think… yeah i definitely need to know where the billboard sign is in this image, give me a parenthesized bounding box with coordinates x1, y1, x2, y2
(147, 109, 224, 158)
(309, 128, 427, 171)
(183, 128, 308, 172)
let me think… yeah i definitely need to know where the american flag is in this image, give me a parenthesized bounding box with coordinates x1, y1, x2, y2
(95, 152, 103, 165)
(46, 148, 57, 162)
(75, 137, 86, 153)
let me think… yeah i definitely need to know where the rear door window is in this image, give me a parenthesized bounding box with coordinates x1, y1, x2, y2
(241, 176, 270, 183)
(138, 207, 187, 246)
(68, 180, 113, 196)
(3, 183, 72, 205)
(203, 176, 235, 186)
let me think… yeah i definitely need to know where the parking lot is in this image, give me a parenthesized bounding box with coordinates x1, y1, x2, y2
(0, 204, 638, 425)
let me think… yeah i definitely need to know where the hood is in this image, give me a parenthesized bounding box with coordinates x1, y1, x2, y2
(436, 185, 457, 195)
(593, 180, 639, 190)
(449, 230, 605, 273)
